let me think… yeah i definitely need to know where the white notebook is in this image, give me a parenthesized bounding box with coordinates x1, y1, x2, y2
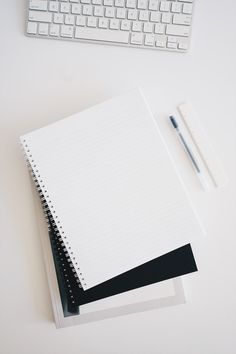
(20, 89, 204, 290)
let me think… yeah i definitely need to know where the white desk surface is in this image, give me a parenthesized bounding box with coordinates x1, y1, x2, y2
(1, 1, 236, 353)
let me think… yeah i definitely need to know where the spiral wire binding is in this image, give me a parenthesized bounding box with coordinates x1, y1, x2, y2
(21, 139, 87, 290)
(32, 167, 82, 313)
(20, 141, 90, 315)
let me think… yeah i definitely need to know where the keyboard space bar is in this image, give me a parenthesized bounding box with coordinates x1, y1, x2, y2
(75, 28, 129, 44)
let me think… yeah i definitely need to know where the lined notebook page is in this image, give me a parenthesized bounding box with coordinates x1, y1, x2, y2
(21, 89, 204, 290)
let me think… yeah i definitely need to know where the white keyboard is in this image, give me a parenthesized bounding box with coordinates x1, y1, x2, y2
(26, 0, 194, 52)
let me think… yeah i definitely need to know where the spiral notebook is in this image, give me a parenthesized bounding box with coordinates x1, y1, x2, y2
(30, 167, 197, 319)
(32, 176, 197, 323)
(32, 179, 195, 327)
(47, 196, 197, 315)
(20, 88, 204, 290)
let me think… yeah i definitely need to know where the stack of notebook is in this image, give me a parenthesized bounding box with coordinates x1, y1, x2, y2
(20, 89, 204, 325)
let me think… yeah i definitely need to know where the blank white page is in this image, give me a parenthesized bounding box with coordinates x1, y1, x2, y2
(21, 89, 204, 290)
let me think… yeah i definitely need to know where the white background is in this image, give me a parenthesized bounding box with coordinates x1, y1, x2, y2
(1, 0, 236, 353)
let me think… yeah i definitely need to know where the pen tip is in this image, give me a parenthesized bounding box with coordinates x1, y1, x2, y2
(169, 116, 178, 129)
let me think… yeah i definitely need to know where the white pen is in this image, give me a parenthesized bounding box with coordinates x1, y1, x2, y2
(169, 115, 208, 190)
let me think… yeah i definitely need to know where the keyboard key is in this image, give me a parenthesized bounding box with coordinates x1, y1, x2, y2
(49, 1, 59, 12)
(29, 0, 47, 11)
(139, 10, 149, 21)
(144, 33, 154, 45)
(127, 9, 138, 20)
(150, 11, 160, 22)
(61, 25, 74, 37)
(114, 0, 125, 6)
(60, 3, 70, 13)
(87, 16, 97, 27)
(98, 17, 109, 28)
(166, 24, 190, 36)
(156, 35, 166, 47)
(171, 2, 181, 13)
(167, 42, 177, 49)
(105, 7, 115, 17)
(143, 22, 153, 33)
(178, 41, 188, 50)
(109, 18, 120, 29)
(132, 21, 142, 32)
(75, 27, 129, 43)
(83, 5, 93, 15)
(182, 3, 193, 14)
(120, 20, 131, 30)
(27, 22, 37, 34)
(94, 6, 104, 16)
(130, 32, 143, 44)
(76, 15, 86, 26)
(65, 15, 75, 24)
(49, 24, 60, 36)
(104, 0, 113, 5)
(116, 8, 126, 18)
(92, 0, 102, 4)
(161, 13, 171, 24)
(137, 0, 147, 9)
(54, 13, 64, 24)
(173, 14, 191, 25)
(154, 23, 165, 34)
(160, 1, 170, 12)
(130, 33, 143, 45)
(156, 41, 165, 48)
(126, 0, 136, 8)
(38, 23, 49, 35)
(29, 10, 52, 22)
(71, 4, 81, 14)
(148, 0, 158, 11)
(167, 36, 176, 43)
